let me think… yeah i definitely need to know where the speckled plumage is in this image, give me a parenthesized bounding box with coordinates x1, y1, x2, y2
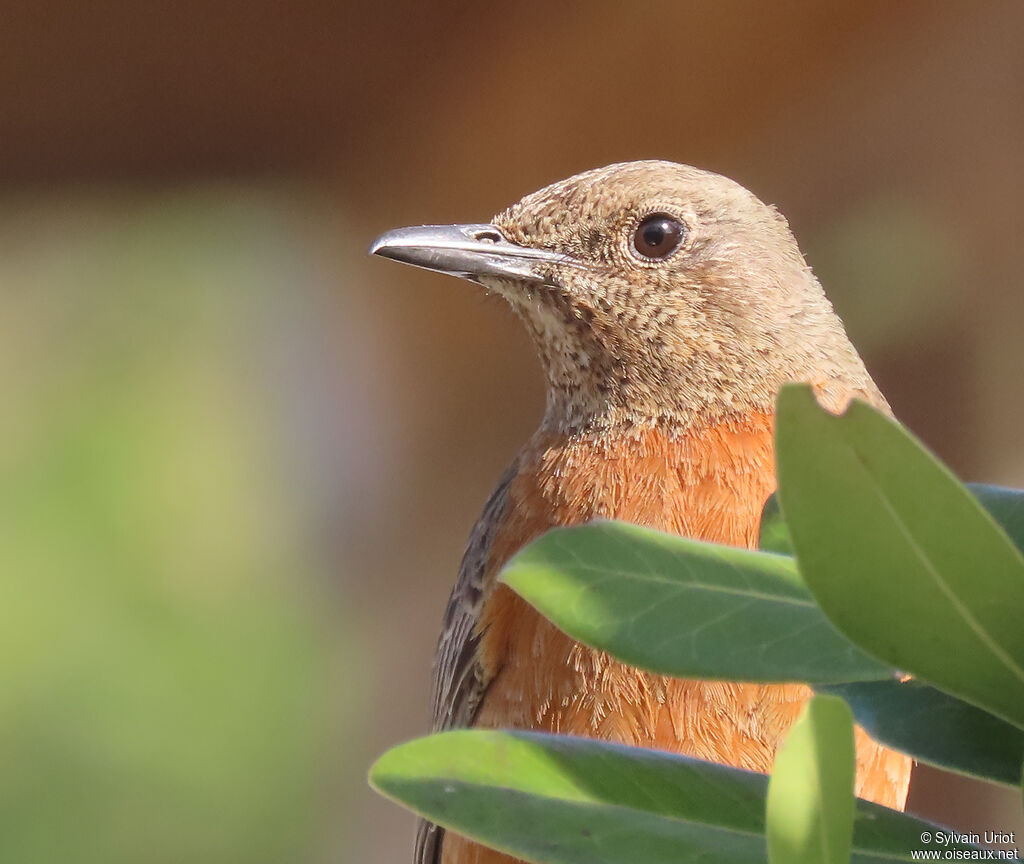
(410, 162, 911, 864)
(490, 161, 887, 430)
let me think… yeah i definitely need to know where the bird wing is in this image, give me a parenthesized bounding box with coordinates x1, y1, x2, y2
(414, 459, 519, 864)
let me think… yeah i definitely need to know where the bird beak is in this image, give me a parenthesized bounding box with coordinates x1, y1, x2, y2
(369, 224, 570, 284)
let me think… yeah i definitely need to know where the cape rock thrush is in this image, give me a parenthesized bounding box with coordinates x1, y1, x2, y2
(371, 160, 912, 864)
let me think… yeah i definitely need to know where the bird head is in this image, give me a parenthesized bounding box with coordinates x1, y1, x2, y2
(372, 161, 882, 431)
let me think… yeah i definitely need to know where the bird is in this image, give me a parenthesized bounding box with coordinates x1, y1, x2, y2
(371, 161, 913, 864)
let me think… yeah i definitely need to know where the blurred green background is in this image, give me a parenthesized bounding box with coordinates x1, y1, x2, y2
(2, 2, 1023, 862)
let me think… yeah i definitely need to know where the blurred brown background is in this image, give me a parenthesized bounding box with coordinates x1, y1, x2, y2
(2, 2, 1023, 862)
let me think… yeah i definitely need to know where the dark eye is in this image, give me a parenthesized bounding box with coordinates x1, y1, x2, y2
(633, 214, 685, 260)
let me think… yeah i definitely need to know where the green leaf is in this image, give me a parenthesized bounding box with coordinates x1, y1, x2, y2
(818, 679, 1024, 787)
(775, 385, 1024, 730)
(369, 729, 963, 864)
(969, 484, 1024, 554)
(500, 521, 893, 684)
(759, 494, 794, 555)
(760, 484, 1024, 559)
(767, 695, 855, 864)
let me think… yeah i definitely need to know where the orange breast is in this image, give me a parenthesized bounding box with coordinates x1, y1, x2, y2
(441, 414, 911, 864)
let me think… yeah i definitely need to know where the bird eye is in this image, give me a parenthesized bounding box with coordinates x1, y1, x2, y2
(632, 214, 685, 260)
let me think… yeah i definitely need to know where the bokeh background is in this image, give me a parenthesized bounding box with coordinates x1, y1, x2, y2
(3, 2, 1023, 862)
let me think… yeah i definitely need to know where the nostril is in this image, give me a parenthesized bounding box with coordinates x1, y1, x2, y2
(472, 228, 503, 244)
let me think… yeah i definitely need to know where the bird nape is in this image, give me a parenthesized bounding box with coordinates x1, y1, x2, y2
(371, 160, 911, 864)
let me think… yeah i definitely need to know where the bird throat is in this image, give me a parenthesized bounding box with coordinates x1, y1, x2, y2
(503, 285, 783, 434)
